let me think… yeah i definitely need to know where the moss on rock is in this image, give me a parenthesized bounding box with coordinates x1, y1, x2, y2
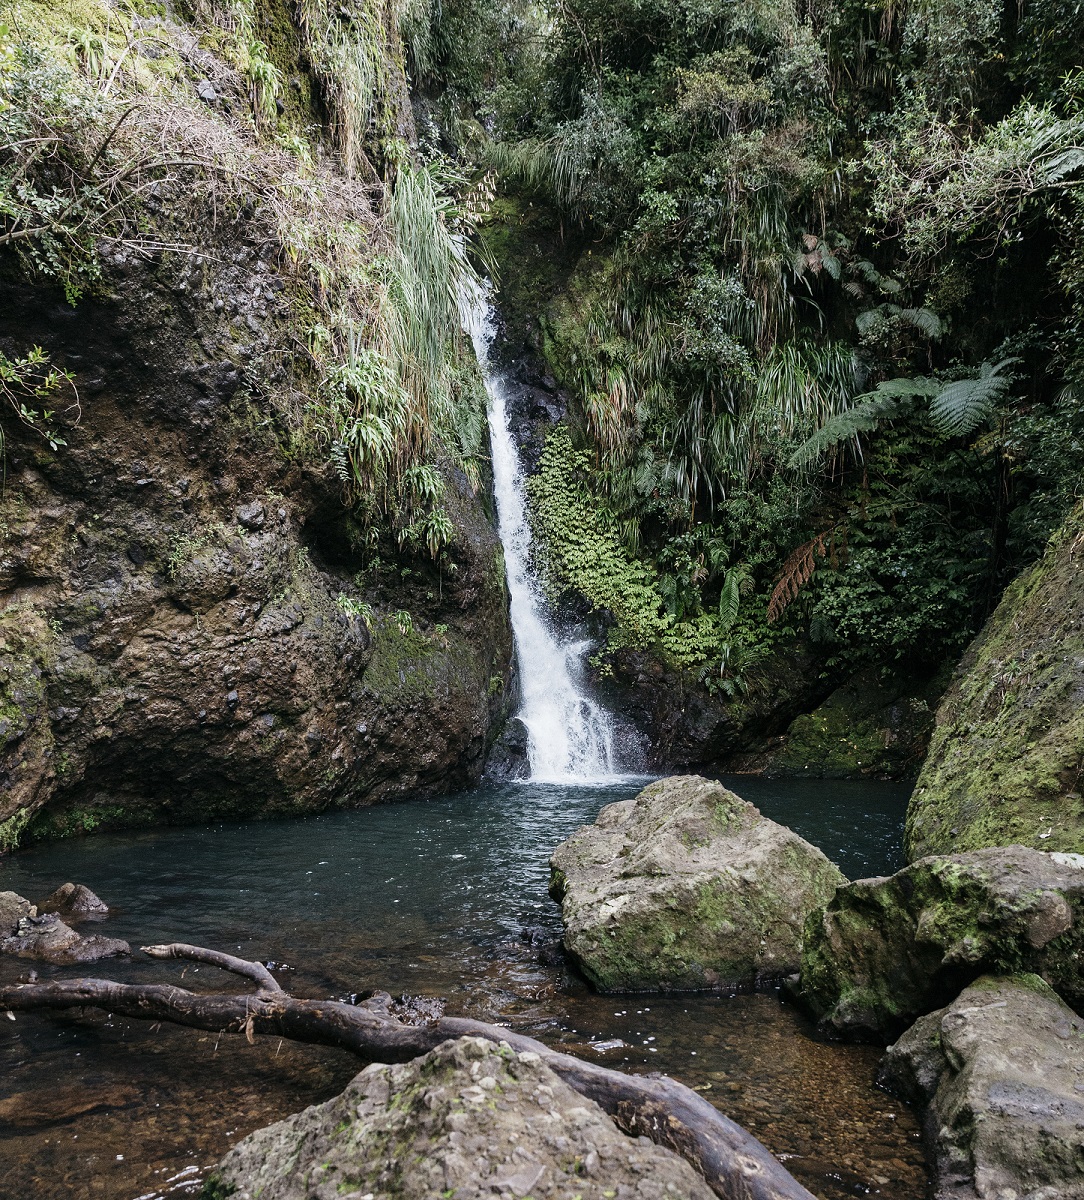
(907, 502, 1084, 858)
(797, 845, 1084, 1041)
(550, 774, 846, 992)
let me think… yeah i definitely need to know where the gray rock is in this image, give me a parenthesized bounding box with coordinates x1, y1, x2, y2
(209, 1035, 716, 1200)
(880, 975, 1084, 1200)
(549, 775, 846, 992)
(236, 500, 266, 530)
(196, 78, 217, 102)
(40, 882, 109, 919)
(0, 913, 129, 964)
(0, 891, 34, 937)
(797, 846, 1084, 1041)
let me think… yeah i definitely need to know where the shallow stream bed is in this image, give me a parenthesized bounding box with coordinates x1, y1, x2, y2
(0, 777, 927, 1200)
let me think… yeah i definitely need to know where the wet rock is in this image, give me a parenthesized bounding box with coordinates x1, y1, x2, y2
(40, 882, 109, 920)
(209, 1035, 716, 1200)
(797, 846, 1084, 1041)
(485, 716, 529, 781)
(0, 912, 129, 964)
(0, 891, 34, 936)
(549, 775, 846, 992)
(880, 974, 1084, 1200)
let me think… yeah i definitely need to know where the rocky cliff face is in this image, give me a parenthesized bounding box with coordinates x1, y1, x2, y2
(907, 503, 1084, 859)
(0, 263, 512, 849)
(0, 1, 513, 850)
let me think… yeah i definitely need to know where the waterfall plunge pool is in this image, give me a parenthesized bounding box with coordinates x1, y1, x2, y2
(0, 775, 925, 1200)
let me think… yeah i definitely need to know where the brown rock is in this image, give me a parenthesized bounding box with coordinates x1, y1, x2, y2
(0, 912, 129, 964)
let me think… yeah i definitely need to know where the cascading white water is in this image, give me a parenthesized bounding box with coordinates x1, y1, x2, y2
(465, 292, 619, 782)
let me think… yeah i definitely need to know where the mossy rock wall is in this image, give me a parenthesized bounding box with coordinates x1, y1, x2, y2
(907, 503, 1084, 859)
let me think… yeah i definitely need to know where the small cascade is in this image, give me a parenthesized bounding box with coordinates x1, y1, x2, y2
(465, 291, 619, 782)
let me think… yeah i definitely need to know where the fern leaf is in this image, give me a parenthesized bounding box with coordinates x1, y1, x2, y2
(788, 394, 902, 468)
(898, 307, 943, 339)
(929, 358, 1019, 436)
(718, 567, 741, 633)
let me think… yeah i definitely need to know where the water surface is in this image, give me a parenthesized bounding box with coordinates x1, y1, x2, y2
(0, 777, 924, 1200)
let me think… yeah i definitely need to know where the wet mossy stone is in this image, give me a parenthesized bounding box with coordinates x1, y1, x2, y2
(907, 501, 1084, 859)
(879, 974, 1084, 1199)
(208, 1035, 716, 1200)
(548, 775, 846, 992)
(797, 846, 1084, 1042)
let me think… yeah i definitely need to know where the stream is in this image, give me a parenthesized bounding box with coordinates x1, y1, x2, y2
(0, 776, 926, 1200)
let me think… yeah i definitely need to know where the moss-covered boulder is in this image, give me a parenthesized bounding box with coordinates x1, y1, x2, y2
(208, 1035, 717, 1200)
(907, 503, 1084, 859)
(549, 775, 846, 992)
(880, 974, 1084, 1200)
(797, 846, 1084, 1041)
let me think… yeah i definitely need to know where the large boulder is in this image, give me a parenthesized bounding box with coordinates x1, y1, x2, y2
(907, 503, 1084, 860)
(797, 845, 1084, 1041)
(880, 974, 1084, 1200)
(549, 775, 846, 992)
(208, 1035, 717, 1200)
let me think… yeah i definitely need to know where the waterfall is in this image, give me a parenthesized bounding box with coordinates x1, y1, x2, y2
(465, 292, 619, 783)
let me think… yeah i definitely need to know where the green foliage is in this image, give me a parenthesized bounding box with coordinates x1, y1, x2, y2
(0, 346, 78, 453)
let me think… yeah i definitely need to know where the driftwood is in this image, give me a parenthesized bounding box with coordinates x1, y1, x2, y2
(1, 942, 814, 1200)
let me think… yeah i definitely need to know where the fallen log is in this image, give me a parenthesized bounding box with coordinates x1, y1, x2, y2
(1, 941, 814, 1200)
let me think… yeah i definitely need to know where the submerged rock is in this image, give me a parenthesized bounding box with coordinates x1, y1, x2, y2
(549, 775, 846, 992)
(880, 974, 1084, 1200)
(40, 883, 109, 920)
(798, 845, 1084, 1040)
(0, 912, 129, 964)
(907, 502, 1084, 859)
(209, 1035, 716, 1200)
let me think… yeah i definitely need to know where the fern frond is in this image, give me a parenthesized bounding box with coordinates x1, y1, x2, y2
(929, 357, 1019, 436)
(787, 393, 902, 467)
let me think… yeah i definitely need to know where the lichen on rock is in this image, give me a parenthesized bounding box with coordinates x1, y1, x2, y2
(207, 1034, 717, 1200)
(797, 845, 1084, 1041)
(549, 774, 846, 992)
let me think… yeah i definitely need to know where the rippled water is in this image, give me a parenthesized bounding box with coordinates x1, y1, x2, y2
(0, 777, 925, 1200)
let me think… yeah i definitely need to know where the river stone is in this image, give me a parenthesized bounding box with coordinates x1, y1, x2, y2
(208, 1035, 717, 1200)
(797, 845, 1084, 1041)
(40, 882, 109, 919)
(880, 974, 1084, 1200)
(0, 912, 129, 964)
(549, 775, 846, 992)
(0, 891, 34, 937)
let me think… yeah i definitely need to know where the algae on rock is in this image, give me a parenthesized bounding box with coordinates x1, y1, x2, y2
(550, 775, 846, 992)
(907, 502, 1084, 858)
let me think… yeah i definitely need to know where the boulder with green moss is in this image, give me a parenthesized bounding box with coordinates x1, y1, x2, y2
(207, 1035, 717, 1200)
(907, 503, 1084, 859)
(880, 974, 1084, 1200)
(797, 846, 1084, 1041)
(549, 775, 846, 992)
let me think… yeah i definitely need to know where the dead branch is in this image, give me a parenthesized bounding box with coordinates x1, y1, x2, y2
(1, 942, 813, 1200)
